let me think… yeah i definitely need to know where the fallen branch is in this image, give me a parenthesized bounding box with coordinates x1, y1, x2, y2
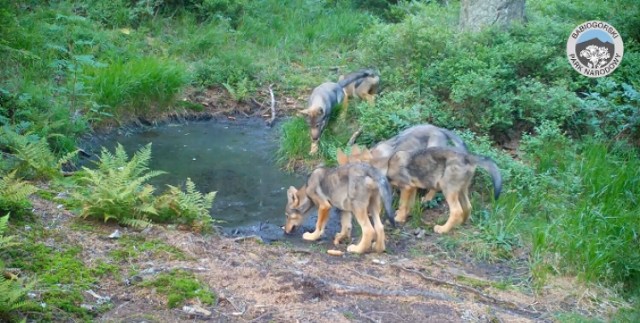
(347, 127, 363, 146)
(266, 84, 276, 127)
(392, 265, 543, 319)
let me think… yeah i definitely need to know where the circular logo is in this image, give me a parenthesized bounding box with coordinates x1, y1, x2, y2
(567, 21, 624, 78)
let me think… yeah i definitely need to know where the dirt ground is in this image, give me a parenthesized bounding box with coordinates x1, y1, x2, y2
(27, 194, 620, 323)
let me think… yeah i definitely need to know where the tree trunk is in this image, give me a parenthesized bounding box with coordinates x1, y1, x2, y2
(460, 0, 525, 32)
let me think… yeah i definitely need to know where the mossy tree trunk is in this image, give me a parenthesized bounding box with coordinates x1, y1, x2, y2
(459, 0, 525, 32)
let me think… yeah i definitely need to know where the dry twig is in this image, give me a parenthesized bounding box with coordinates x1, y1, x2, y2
(266, 84, 276, 127)
(347, 127, 363, 146)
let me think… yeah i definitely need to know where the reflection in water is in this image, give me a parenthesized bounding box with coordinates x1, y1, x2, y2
(105, 119, 300, 228)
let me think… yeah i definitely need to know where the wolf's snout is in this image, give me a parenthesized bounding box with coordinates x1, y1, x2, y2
(310, 129, 321, 140)
(284, 225, 297, 234)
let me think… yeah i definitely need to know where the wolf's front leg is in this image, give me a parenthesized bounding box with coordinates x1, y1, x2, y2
(303, 204, 331, 241)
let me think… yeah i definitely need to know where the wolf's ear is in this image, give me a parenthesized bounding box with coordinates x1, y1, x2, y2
(287, 186, 299, 206)
(336, 148, 348, 166)
(351, 145, 361, 156)
(361, 148, 373, 161)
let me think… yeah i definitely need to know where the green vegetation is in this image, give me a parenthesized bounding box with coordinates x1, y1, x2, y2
(140, 270, 215, 308)
(72, 143, 166, 228)
(2, 220, 116, 321)
(1, 0, 639, 320)
(72, 143, 216, 230)
(110, 236, 188, 263)
(0, 171, 37, 217)
(0, 214, 35, 322)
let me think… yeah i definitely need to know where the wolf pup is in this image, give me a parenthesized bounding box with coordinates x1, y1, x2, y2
(377, 147, 502, 234)
(300, 69, 377, 154)
(283, 162, 395, 254)
(347, 124, 469, 222)
(338, 69, 380, 105)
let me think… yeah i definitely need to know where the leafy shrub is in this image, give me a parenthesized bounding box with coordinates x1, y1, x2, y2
(193, 0, 247, 26)
(155, 178, 217, 231)
(72, 143, 165, 229)
(357, 3, 587, 138)
(570, 80, 640, 141)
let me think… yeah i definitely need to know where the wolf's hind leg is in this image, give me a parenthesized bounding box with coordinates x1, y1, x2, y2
(347, 208, 375, 254)
(333, 211, 352, 245)
(395, 187, 417, 223)
(303, 203, 330, 241)
(460, 187, 472, 222)
(434, 191, 464, 234)
(421, 189, 437, 203)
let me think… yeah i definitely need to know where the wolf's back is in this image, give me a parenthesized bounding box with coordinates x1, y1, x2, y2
(440, 128, 468, 152)
(337, 69, 377, 88)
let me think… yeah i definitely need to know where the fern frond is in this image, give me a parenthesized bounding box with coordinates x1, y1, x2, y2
(0, 171, 37, 215)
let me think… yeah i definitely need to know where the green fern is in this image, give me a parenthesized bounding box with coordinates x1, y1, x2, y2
(0, 214, 16, 249)
(155, 178, 217, 231)
(0, 127, 78, 179)
(0, 171, 37, 216)
(0, 214, 35, 320)
(72, 143, 165, 229)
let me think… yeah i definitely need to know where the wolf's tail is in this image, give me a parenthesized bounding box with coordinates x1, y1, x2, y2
(368, 167, 396, 227)
(470, 154, 502, 200)
(337, 69, 377, 88)
(441, 128, 469, 153)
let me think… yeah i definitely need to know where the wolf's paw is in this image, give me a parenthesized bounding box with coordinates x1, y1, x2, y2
(433, 225, 449, 234)
(333, 233, 349, 246)
(373, 241, 385, 253)
(347, 244, 366, 254)
(303, 231, 320, 241)
(393, 212, 407, 224)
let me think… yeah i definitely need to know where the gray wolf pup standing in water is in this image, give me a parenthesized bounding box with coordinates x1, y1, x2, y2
(300, 69, 378, 154)
(283, 160, 395, 254)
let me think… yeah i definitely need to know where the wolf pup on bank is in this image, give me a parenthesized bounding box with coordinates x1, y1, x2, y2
(351, 146, 502, 234)
(338, 69, 380, 105)
(300, 69, 377, 154)
(283, 161, 395, 254)
(345, 124, 469, 222)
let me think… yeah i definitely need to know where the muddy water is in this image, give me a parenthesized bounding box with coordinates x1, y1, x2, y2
(101, 119, 325, 241)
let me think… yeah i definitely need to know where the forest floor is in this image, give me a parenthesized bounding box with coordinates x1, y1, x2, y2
(30, 193, 616, 323)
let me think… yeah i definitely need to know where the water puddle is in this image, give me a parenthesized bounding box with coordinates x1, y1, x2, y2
(98, 119, 315, 241)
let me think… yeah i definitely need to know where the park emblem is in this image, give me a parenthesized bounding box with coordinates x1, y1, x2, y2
(567, 21, 624, 78)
